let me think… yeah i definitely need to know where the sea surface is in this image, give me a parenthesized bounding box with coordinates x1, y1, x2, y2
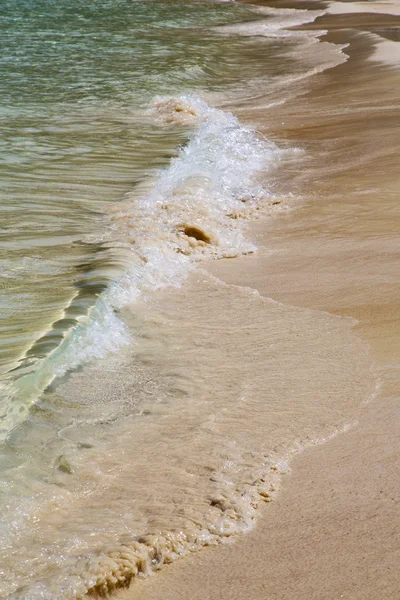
(0, 1, 377, 598)
(0, 0, 319, 431)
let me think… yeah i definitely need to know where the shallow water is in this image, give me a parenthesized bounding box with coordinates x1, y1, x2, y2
(0, 1, 379, 598)
(1, 0, 297, 381)
(1, 0, 304, 438)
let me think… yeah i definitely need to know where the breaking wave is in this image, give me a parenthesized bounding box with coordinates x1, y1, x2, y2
(0, 96, 286, 441)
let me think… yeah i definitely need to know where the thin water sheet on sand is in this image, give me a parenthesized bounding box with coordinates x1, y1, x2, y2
(1, 1, 396, 599)
(118, 2, 400, 600)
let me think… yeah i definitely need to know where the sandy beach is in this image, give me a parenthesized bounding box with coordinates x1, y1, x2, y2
(3, 1, 399, 597)
(110, 2, 400, 599)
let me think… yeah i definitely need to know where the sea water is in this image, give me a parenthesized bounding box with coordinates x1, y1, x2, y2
(0, 1, 371, 598)
(0, 0, 315, 426)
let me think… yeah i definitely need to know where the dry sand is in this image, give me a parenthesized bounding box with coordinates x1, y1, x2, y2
(110, 2, 400, 599)
(326, 0, 400, 17)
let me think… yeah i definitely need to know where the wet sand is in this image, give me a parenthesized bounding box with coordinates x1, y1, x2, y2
(113, 2, 400, 599)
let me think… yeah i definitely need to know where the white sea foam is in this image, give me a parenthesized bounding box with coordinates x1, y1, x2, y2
(211, 6, 325, 38)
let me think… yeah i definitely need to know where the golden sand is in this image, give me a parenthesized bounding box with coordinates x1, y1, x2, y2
(112, 2, 400, 599)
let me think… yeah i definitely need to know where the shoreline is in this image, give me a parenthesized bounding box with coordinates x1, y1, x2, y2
(111, 2, 400, 599)
(2, 3, 360, 595)
(3, 1, 398, 597)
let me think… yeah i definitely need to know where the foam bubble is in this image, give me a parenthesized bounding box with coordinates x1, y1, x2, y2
(110, 95, 283, 266)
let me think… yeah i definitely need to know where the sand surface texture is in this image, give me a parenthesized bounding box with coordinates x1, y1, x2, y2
(113, 2, 400, 599)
